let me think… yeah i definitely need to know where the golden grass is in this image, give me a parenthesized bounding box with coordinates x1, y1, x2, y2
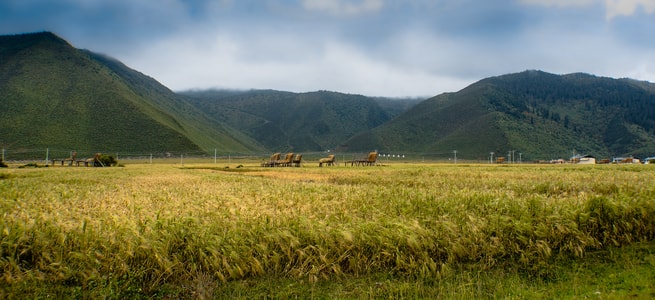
(1, 163, 654, 296)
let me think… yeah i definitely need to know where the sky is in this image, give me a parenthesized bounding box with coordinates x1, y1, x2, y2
(1, 0, 655, 97)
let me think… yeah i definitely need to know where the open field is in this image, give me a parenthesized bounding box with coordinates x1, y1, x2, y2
(1, 162, 654, 298)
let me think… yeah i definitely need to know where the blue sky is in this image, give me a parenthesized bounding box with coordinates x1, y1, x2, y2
(2, 0, 654, 97)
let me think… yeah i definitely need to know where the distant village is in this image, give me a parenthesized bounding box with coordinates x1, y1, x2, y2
(544, 154, 654, 165)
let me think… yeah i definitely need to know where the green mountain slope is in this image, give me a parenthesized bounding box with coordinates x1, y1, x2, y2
(345, 70, 655, 160)
(0, 32, 262, 155)
(4, 32, 654, 160)
(181, 90, 413, 152)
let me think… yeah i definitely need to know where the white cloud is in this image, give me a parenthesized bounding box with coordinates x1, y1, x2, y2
(605, 0, 655, 19)
(519, 0, 655, 19)
(121, 31, 467, 97)
(301, 0, 384, 16)
(518, 0, 594, 7)
(626, 63, 655, 82)
(66, 0, 655, 97)
(310, 41, 467, 97)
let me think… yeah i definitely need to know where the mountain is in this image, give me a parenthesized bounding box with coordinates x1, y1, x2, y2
(0, 32, 263, 156)
(344, 70, 655, 160)
(181, 89, 419, 152)
(3, 32, 655, 161)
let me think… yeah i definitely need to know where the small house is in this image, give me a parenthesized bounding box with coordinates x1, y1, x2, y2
(570, 154, 596, 164)
(578, 155, 596, 164)
(613, 157, 640, 164)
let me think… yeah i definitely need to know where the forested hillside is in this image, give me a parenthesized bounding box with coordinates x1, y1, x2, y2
(345, 70, 655, 160)
(3, 32, 655, 160)
(181, 90, 418, 152)
(0, 32, 263, 157)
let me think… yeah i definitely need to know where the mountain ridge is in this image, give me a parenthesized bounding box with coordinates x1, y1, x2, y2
(0, 31, 263, 156)
(343, 70, 655, 160)
(180, 89, 416, 152)
(2, 32, 655, 161)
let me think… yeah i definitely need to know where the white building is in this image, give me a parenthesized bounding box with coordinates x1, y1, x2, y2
(571, 154, 596, 164)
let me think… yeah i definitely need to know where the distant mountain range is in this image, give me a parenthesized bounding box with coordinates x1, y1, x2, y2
(180, 89, 421, 152)
(345, 70, 655, 160)
(2, 32, 655, 160)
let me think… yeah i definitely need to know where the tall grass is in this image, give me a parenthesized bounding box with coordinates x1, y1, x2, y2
(1, 164, 654, 297)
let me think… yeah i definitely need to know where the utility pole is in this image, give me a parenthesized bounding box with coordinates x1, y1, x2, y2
(453, 150, 457, 164)
(490, 152, 494, 164)
(45, 148, 49, 165)
(214, 148, 217, 164)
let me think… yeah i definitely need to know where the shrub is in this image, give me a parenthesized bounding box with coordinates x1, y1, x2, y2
(98, 155, 118, 167)
(0, 159, 7, 168)
(19, 163, 41, 168)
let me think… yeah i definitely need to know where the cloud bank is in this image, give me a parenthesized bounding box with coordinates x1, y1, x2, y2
(1, 0, 654, 97)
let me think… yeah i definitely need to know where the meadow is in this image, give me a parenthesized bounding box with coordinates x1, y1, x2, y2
(1, 161, 654, 299)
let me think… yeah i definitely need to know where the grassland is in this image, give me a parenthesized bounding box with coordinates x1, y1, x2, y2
(1, 162, 654, 299)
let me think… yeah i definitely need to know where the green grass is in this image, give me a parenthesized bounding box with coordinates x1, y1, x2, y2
(213, 244, 655, 299)
(1, 162, 654, 298)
